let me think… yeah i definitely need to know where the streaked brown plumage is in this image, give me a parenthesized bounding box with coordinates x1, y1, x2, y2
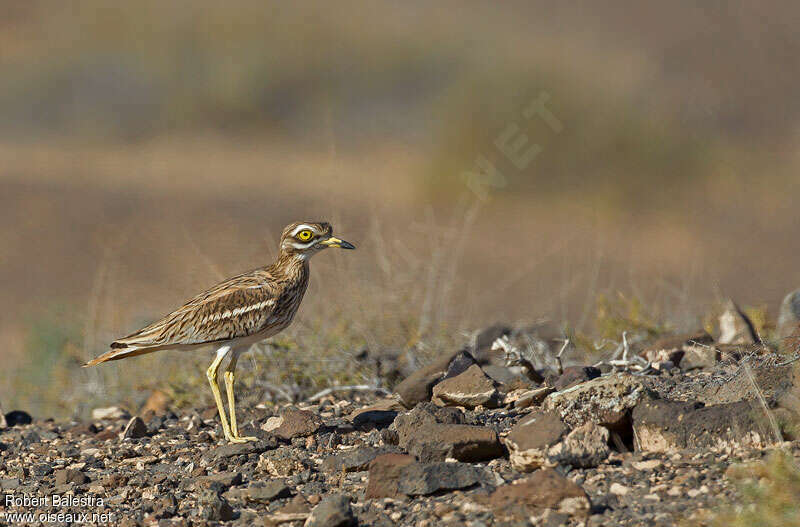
(85, 221, 355, 442)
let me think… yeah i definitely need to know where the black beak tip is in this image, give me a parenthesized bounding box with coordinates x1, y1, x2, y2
(342, 240, 356, 250)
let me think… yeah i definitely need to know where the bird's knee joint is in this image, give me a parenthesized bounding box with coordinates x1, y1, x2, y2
(206, 368, 217, 382)
(224, 371, 235, 382)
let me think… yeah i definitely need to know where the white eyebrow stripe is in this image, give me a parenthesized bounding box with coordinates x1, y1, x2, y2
(290, 224, 316, 236)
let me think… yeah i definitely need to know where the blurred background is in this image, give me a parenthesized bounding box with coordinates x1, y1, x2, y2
(2, 1, 799, 417)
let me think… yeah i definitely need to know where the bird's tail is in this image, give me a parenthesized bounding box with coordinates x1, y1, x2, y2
(83, 344, 158, 367)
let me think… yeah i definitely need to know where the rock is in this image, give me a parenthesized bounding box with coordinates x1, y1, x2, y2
(122, 416, 148, 439)
(365, 453, 416, 499)
(272, 407, 323, 440)
(679, 344, 719, 371)
(304, 494, 355, 527)
(4, 410, 31, 427)
(321, 447, 400, 473)
(395, 350, 477, 408)
(610, 482, 630, 496)
(642, 332, 713, 365)
(487, 468, 590, 521)
(506, 412, 609, 470)
(543, 374, 652, 429)
(0, 403, 6, 429)
(632, 398, 778, 452)
(391, 403, 501, 462)
(471, 324, 512, 362)
(348, 398, 403, 430)
(505, 386, 555, 409)
(227, 480, 291, 503)
(204, 437, 278, 462)
(195, 471, 242, 491)
(698, 362, 800, 407)
(404, 424, 504, 463)
(55, 468, 89, 485)
(92, 406, 130, 420)
(259, 449, 312, 477)
(432, 364, 501, 408)
(552, 366, 601, 391)
(778, 289, 800, 352)
(395, 462, 483, 496)
(505, 411, 569, 471)
(718, 300, 757, 345)
(198, 490, 235, 521)
(546, 421, 610, 468)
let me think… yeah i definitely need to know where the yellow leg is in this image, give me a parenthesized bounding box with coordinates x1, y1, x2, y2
(224, 352, 257, 443)
(207, 347, 233, 442)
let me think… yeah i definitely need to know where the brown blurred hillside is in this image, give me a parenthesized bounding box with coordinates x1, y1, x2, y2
(1, 1, 800, 416)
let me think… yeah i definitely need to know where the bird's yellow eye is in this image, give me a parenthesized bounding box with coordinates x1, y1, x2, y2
(297, 230, 313, 241)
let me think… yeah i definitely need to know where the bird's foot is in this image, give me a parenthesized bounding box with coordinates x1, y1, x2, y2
(226, 435, 258, 444)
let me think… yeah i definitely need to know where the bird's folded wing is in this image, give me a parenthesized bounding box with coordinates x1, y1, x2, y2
(113, 272, 283, 348)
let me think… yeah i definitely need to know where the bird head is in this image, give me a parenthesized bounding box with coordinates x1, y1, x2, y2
(279, 221, 356, 260)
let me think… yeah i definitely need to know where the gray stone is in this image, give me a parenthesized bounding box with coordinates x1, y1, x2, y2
(198, 490, 234, 521)
(394, 350, 476, 408)
(632, 398, 778, 452)
(122, 416, 148, 439)
(204, 437, 278, 462)
(486, 468, 590, 522)
(54, 468, 88, 486)
(227, 480, 291, 503)
(321, 447, 400, 473)
(391, 403, 502, 462)
(778, 289, 800, 352)
(718, 300, 757, 345)
(395, 462, 483, 496)
(432, 364, 501, 408)
(304, 494, 355, 527)
(543, 374, 652, 429)
(546, 421, 610, 468)
(505, 411, 568, 472)
(679, 344, 718, 371)
(272, 407, 323, 440)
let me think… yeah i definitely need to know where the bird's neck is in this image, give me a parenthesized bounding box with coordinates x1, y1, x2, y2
(273, 250, 310, 279)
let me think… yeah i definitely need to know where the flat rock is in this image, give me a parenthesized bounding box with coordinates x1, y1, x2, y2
(204, 437, 278, 462)
(321, 446, 400, 473)
(697, 363, 799, 407)
(680, 344, 719, 371)
(642, 332, 713, 365)
(486, 468, 590, 521)
(364, 453, 417, 499)
(543, 374, 652, 429)
(226, 480, 291, 503)
(394, 350, 476, 408)
(391, 402, 501, 461)
(272, 407, 323, 440)
(304, 494, 355, 527)
(552, 366, 601, 391)
(54, 468, 88, 486)
(632, 398, 778, 452)
(432, 364, 501, 408)
(348, 399, 403, 429)
(395, 462, 484, 497)
(198, 490, 234, 521)
(404, 423, 504, 462)
(505, 410, 568, 471)
(506, 386, 555, 409)
(546, 421, 610, 468)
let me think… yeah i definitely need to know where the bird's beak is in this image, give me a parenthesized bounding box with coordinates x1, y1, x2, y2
(321, 237, 356, 249)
